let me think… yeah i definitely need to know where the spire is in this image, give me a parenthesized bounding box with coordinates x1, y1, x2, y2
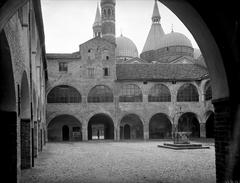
(141, 0, 165, 55)
(93, 3, 101, 27)
(93, 3, 102, 38)
(152, 0, 161, 23)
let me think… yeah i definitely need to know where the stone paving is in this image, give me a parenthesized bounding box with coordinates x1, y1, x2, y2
(20, 140, 216, 183)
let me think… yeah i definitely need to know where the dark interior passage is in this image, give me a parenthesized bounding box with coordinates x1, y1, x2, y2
(120, 114, 143, 140)
(206, 112, 215, 138)
(0, 31, 18, 182)
(62, 125, 69, 141)
(88, 114, 114, 140)
(48, 115, 82, 141)
(149, 113, 172, 139)
(178, 113, 200, 138)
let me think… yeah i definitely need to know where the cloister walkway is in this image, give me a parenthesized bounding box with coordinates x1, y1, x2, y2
(20, 140, 215, 183)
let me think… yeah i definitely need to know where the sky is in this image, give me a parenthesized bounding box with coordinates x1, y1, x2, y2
(41, 0, 199, 54)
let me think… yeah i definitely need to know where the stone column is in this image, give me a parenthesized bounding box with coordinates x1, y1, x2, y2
(212, 98, 239, 182)
(142, 94, 148, 103)
(200, 123, 206, 138)
(143, 123, 149, 140)
(33, 121, 38, 157)
(114, 124, 120, 141)
(82, 123, 88, 141)
(38, 121, 42, 152)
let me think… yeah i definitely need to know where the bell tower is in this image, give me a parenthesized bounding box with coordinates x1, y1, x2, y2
(100, 0, 116, 44)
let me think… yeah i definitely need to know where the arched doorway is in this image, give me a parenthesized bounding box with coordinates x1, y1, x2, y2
(20, 71, 31, 169)
(206, 112, 215, 138)
(88, 113, 114, 140)
(120, 114, 143, 140)
(0, 30, 17, 182)
(149, 113, 172, 139)
(62, 125, 69, 141)
(48, 115, 82, 141)
(124, 124, 131, 139)
(178, 113, 200, 138)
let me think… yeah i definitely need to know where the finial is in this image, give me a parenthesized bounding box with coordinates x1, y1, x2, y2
(152, 0, 161, 23)
(171, 24, 174, 33)
(120, 28, 123, 36)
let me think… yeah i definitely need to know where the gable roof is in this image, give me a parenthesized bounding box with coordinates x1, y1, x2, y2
(116, 63, 208, 81)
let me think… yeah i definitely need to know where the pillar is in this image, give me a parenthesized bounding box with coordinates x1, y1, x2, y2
(200, 123, 206, 138)
(38, 121, 42, 152)
(33, 121, 38, 157)
(20, 118, 32, 169)
(82, 123, 88, 141)
(114, 124, 120, 141)
(144, 123, 149, 140)
(212, 98, 240, 182)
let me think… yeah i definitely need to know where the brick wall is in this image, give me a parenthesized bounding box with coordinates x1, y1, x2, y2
(20, 119, 32, 169)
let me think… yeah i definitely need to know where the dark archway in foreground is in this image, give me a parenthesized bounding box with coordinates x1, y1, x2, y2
(120, 114, 143, 140)
(206, 112, 215, 138)
(48, 115, 82, 141)
(88, 114, 114, 140)
(178, 113, 200, 138)
(0, 30, 17, 182)
(149, 113, 172, 139)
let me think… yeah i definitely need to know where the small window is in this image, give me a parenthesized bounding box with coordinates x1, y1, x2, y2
(59, 62, 68, 72)
(88, 68, 94, 78)
(88, 49, 95, 60)
(72, 127, 81, 132)
(103, 68, 109, 76)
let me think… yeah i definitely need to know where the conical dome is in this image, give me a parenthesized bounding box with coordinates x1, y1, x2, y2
(142, 0, 165, 53)
(116, 35, 138, 58)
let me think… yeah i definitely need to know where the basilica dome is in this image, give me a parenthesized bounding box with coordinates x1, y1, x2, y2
(116, 35, 138, 59)
(159, 31, 193, 49)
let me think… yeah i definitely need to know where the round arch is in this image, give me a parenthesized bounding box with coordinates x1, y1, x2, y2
(149, 113, 172, 139)
(87, 113, 114, 140)
(177, 83, 199, 102)
(120, 113, 144, 140)
(148, 84, 171, 102)
(87, 85, 113, 103)
(47, 114, 82, 141)
(47, 85, 81, 103)
(204, 81, 212, 101)
(178, 112, 200, 137)
(159, 0, 228, 99)
(119, 84, 143, 102)
(20, 71, 30, 119)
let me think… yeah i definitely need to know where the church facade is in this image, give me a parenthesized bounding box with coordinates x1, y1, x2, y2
(46, 0, 214, 141)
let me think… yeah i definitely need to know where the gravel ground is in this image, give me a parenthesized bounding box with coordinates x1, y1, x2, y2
(20, 140, 216, 183)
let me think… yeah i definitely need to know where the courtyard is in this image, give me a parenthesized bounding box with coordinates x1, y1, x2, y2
(20, 140, 215, 183)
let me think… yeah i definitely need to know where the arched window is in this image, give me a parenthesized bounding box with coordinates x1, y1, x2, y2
(108, 8, 111, 16)
(177, 83, 199, 102)
(119, 84, 142, 102)
(88, 85, 113, 103)
(103, 9, 106, 17)
(205, 81, 212, 101)
(148, 84, 171, 102)
(47, 85, 81, 103)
